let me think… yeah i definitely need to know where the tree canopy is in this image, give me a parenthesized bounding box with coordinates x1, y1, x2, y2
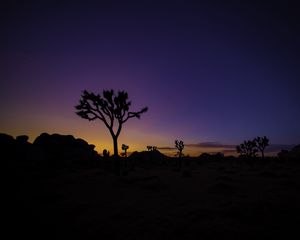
(75, 89, 148, 175)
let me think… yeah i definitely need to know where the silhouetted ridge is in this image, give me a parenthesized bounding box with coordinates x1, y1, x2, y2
(278, 144, 300, 160)
(290, 145, 300, 157)
(1, 133, 36, 168)
(33, 133, 99, 168)
(129, 150, 169, 167)
(0, 133, 15, 145)
(16, 135, 29, 144)
(2, 133, 99, 169)
(130, 149, 168, 159)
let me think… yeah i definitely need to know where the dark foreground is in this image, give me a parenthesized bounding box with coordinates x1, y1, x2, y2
(5, 159, 300, 239)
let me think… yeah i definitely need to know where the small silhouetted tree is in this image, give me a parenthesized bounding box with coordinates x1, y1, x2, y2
(175, 140, 184, 168)
(75, 90, 148, 175)
(236, 140, 257, 157)
(147, 146, 152, 151)
(103, 149, 110, 159)
(122, 144, 129, 157)
(147, 146, 157, 151)
(254, 136, 269, 158)
(175, 140, 184, 157)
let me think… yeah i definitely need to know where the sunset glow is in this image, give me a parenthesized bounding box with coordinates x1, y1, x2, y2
(1, 1, 299, 156)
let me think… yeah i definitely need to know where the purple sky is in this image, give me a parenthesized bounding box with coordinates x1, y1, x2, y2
(1, 1, 299, 155)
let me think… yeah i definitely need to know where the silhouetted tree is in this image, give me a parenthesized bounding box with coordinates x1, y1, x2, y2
(254, 136, 269, 158)
(103, 149, 110, 158)
(175, 140, 184, 169)
(175, 140, 184, 157)
(236, 140, 257, 157)
(147, 146, 157, 151)
(75, 90, 148, 175)
(122, 144, 129, 157)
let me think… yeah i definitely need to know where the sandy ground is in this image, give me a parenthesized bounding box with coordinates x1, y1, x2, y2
(5, 159, 300, 239)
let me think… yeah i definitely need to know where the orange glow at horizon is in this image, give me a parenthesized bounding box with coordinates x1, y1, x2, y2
(0, 107, 274, 157)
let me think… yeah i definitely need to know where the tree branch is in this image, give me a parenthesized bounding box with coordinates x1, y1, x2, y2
(123, 107, 148, 123)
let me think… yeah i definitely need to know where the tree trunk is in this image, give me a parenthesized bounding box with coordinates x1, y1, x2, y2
(113, 136, 120, 176)
(261, 150, 264, 158)
(178, 151, 182, 169)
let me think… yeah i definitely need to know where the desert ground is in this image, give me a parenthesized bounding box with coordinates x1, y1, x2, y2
(5, 157, 300, 240)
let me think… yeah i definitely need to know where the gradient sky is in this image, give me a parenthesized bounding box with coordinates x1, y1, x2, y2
(1, 0, 299, 156)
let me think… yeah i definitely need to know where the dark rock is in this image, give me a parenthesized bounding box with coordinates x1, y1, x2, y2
(0, 133, 15, 145)
(33, 133, 99, 168)
(16, 135, 29, 144)
(289, 145, 300, 159)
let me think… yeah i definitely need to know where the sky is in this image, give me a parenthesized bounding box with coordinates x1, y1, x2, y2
(1, 0, 299, 156)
